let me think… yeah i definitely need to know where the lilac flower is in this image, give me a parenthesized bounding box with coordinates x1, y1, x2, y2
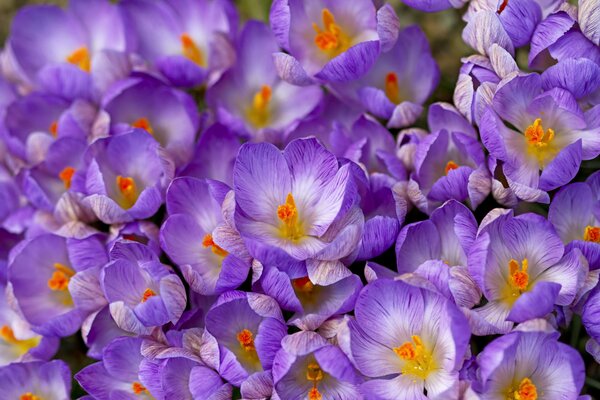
(0, 360, 71, 399)
(349, 279, 471, 399)
(475, 321, 585, 399)
(233, 138, 363, 286)
(206, 21, 322, 143)
(332, 25, 439, 128)
(101, 74, 200, 166)
(480, 73, 600, 201)
(205, 291, 287, 387)
(74, 128, 174, 224)
(160, 177, 251, 295)
(272, 331, 362, 399)
(269, 0, 400, 84)
(467, 211, 587, 335)
(81, 305, 132, 360)
(101, 241, 187, 334)
(120, 0, 237, 87)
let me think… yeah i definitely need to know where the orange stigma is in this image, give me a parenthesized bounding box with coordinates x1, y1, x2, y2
(509, 258, 529, 291)
(58, 166, 75, 189)
(385, 72, 402, 104)
(524, 118, 556, 166)
(66, 47, 91, 72)
(141, 288, 156, 303)
(132, 382, 148, 395)
(292, 276, 315, 293)
(584, 226, 600, 243)
(247, 85, 272, 128)
(20, 394, 41, 400)
(312, 9, 350, 56)
(116, 175, 138, 209)
(202, 233, 228, 257)
(393, 335, 435, 380)
(306, 362, 324, 400)
(49, 121, 58, 138)
(277, 193, 304, 241)
(180, 33, 206, 67)
(497, 0, 509, 14)
(47, 263, 75, 291)
(131, 117, 154, 135)
(237, 329, 256, 352)
(308, 387, 323, 400)
(511, 377, 537, 400)
(445, 160, 459, 175)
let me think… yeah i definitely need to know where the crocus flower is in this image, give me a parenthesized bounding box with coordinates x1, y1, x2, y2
(272, 331, 362, 399)
(233, 138, 363, 286)
(0, 360, 71, 400)
(74, 128, 174, 224)
(76, 336, 157, 399)
(475, 321, 585, 399)
(349, 279, 471, 399)
(269, 0, 400, 84)
(400, 0, 467, 12)
(120, 0, 237, 87)
(205, 291, 287, 387)
(101, 241, 187, 334)
(548, 171, 600, 269)
(480, 73, 600, 201)
(467, 211, 587, 335)
(582, 286, 600, 363)
(160, 177, 251, 295)
(101, 74, 200, 166)
(207, 21, 322, 144)
(332, 25, 439, 128)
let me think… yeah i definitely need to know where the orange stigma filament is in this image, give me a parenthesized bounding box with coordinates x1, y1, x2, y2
(306, 362, 324, 400)
(49, 121, 58, 138)
(58, 166, 75, 189)
(116, 175, 138, 209)
(66, 47, 91, 72)
(20, 394, 41, 400)
(385, 72, 402, 104)
(0, 325, 40, 354)
(393, 335, 435, 380)
(497, 0, 509, 14)
(524, 118, 556, 166)
(132, 381, 148, 395)
(132, 117, 154, 135)
(47, 263, 75, 291)
(247, 85, 272, 128)
(445, 160, 459, 175)
(237, 329, 256, 352)
(180, 33, 206, 67)
(141, 288, 156, 303)
(277, 193, 304, 241)
(510, 377, 537, 400)
(584, 226, 600, 243)
(202, 233, 228, 257)
(292, 276, 314, 293)
(312, 9, 350, 56)
(509, 258, 529, 291)
(308, 387, 322, 400)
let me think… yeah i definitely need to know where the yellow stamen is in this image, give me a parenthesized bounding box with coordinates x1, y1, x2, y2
(49, 121, 58, 138)
(509, 258, 529, 291)
(584, 226, 600, 243)
(20, 394, 41, 400)
(58, 166, 75, 189)
(292, 276, 314, 293)
(237, 329, 256, 352)
(277, 193, 304, 241)
(0, 325, 40, 355)
(445, 160, 459, 175)
(141, 288, 156, 303)
(312, 8, 350, 57)
(47, 263, 75, 291)
(132, 381, 148, 395)
(202, 233, 228, 257)
(393, 335, 435, 380)
(524, 118, 556, 166)
(247, 85, 272, 128)
(131, 117, 154, 135)
(116, 175, 138, 209)
(510, 377, 537, 400)
(66, 47, 91, 72)
(385, 72, 402, 104)
(180, 33, 206, 67)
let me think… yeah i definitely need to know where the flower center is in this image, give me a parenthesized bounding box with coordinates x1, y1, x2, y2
(132, 381, 148, 395)
(292, 276, 314, 293)
(66, 47, 91, 72)
(20, 394, 41, 400)
(509, 377, 537, 400)
(202, 233, 228, 257)
(0, 325, 41, 355)
(237, 329, 256, 352)
(584, 226, 600, 243)
(180, 33, 206, 67)
(49, 121, 58, 138)
(445, 160, 459, 175)
(393, 335, 436, 380)
(306, 362, 324, 400)
(524, 118, 556, 166)
(509, 258, 529, 291)
(141, 288, 156, 303)
(47, 263, 75, 291)
(116, 175, 138, 209)
(277, 193, 305, 241)
(385, 72, 402, 104)
(132, 117, 154, 136)
(58, 166, 75, 189)
(246, 85, 272, 128)
(312, 8, 350, 57)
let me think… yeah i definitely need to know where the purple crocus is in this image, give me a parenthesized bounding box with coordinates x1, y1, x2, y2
(204, 291, 287, 388)
(0, 360, 71, 399)
(332, 25, 439, 128)
(206, 21, 322, 144)
(475, 321, 585, 399)
(233, 138, 363, 286)
(160, 177, 251, 295)
(582, 286, 600, 363)
(74, 128, 174, 224)
(349, 279, 471, 399)
(120, 0, 237, 87)
(467, 211, 587, 335)
(272, 331, 362, 399)
(480, 73, 600, 201)
(269, 0, 400, 84)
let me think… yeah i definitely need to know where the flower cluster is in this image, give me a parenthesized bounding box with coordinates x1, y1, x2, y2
(0, 0, 598, 398)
